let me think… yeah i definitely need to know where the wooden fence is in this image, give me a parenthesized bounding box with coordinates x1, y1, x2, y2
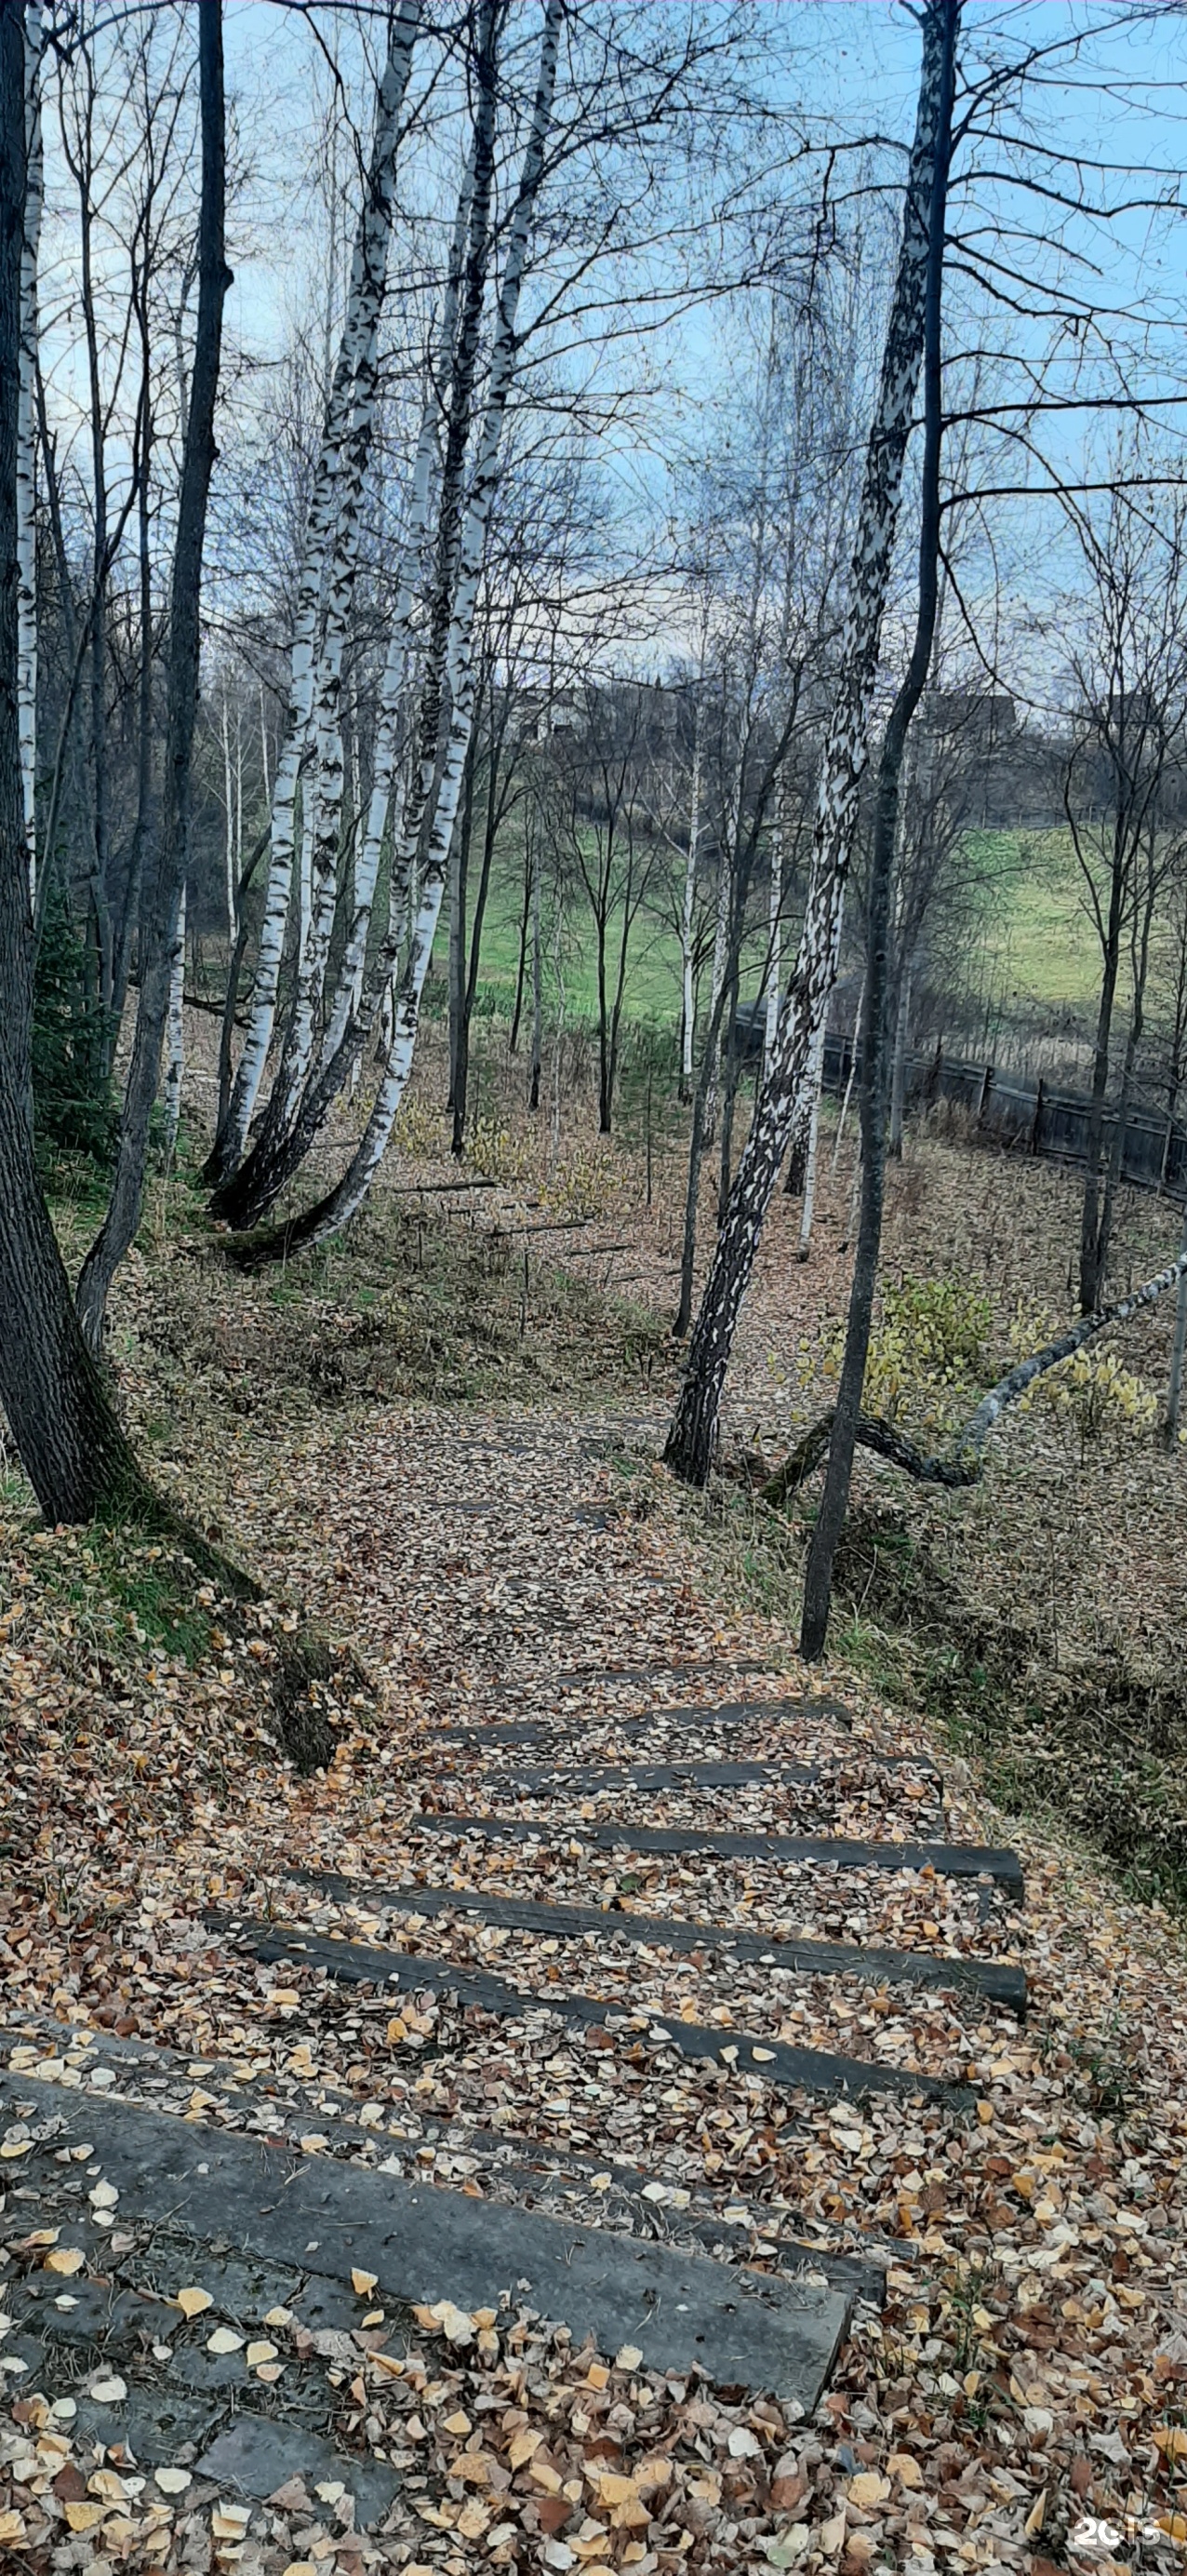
(819, 1031, 1187, 1201)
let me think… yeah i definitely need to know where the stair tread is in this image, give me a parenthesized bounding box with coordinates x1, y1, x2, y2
(0, 2070, 850, 2408)
(290, 1865, 1027, 2009)
(411, 1810, 1025, 1888)
(216, 1913, 970, 2104)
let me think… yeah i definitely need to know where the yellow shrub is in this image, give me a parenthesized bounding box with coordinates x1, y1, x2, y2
(1008, 1298, 1156, 1456)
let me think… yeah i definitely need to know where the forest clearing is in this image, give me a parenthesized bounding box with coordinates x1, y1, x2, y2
(7, 0, 1187, 2571)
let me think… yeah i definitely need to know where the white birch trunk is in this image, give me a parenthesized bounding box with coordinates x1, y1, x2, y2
(164, 886, 186, 1165)
(765, 784, 783, 1077)
(314, 128, 474, 1080)
(832, 964, 865, 1175)
(701, 830, 731, 1147)
(211, 0, 420, 1176)
(666, 0, 954, 1485)
(18, 1, 43, 895)
(297, 769, 315, 973)
(220, 689, 235, 941)
(680, 705, 701, 1098)
(292, 0, 563, 1252)
(797, 1014, 827, 1260)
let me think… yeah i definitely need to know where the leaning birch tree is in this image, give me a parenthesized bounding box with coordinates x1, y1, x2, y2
(664, 0, 955, 1487)
(800, 0, 958, 1658)
(242, 0, 564, 1261)
(204, 0, 421, 1190)
(75, 0, 232, 1355)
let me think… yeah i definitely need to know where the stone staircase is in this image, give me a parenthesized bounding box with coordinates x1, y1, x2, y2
(2, 1658, 1025, 2554)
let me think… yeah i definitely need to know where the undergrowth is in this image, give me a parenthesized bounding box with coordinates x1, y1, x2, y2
(831, 1500, 1187, 1919)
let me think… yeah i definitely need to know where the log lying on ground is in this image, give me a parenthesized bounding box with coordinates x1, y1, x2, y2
(764, 1245, 1187, 1507)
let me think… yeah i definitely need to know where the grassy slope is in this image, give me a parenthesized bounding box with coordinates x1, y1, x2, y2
(433, 822, 1116, 1036)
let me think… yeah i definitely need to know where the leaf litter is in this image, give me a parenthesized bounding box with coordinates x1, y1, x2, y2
(3, 1175, 1187, 2573)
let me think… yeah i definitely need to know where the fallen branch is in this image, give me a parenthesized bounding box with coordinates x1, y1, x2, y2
(763, 1244, 1187, 1508)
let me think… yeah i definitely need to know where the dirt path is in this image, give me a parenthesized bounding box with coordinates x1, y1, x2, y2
(3, 1394, 1187, 2576)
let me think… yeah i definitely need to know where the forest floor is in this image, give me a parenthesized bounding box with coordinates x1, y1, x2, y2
(3, 1040, 1187, 2575)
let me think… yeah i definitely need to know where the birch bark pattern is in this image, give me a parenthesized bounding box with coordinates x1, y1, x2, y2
(315, 154, 477, 1080)
(76, 0, 232, 1357)
(211, 61, 499, 1237)
(679, 701, 702, 1100)
(800, 0, 958, 1661)
(796, 1013, 827, 1259)
(17, 0, 42, 893)
(664, 0, 953, 1488)
(259, 0, 563, 1258)
(206, 0, 420, 1187)
(164, 884, 186, 1163)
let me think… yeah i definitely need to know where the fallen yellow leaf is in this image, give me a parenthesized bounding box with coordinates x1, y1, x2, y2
(848, 2473, 890, 2508)
(207, 2327, 244, 2355)
(595, 2474, 639, 2507)
(176, 2287, 213, 2318)
(352, 2267, 379, 2296)
(65, 2502, 106, 2533)
(44, 2247, 86, 2276)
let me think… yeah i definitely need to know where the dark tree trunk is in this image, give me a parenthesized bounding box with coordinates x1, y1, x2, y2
(800, 0, 956, 1661)
(1078, 910, 1121, 1312)
(452, 713, 500, 1156)
(674, 955, 739, 1338)
(216, 828, 268, 1130)
(595, 900, 612, 1134)
(716, 961, 741, 1226)
(509, 812, 532, 1054)
(0, 7, 153, 1527)
(77, 2, 230, 1357)
(663, 0, 954, 1490)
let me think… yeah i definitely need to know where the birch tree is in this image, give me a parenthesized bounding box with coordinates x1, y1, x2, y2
(210, 15, 502, 1234)
(0, 0, 196, 1535)
(205, 0, 421, 1190)
(665, 0, 957, 1488)
(245, 0, 564, 1262)
(800, 0, 959, 1659)
(76, 0, 232, 1355)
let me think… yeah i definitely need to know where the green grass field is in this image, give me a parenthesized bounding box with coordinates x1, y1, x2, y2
(963, 829, 1103, 1013)
(433, 823, 1116, 1040)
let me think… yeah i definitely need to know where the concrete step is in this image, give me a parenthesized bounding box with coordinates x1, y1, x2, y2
(0, 2071, 851, 2410)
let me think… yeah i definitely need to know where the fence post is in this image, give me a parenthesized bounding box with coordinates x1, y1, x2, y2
(977, 1064, 994, 1126)
(1030, 1078, 1045, 1155)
